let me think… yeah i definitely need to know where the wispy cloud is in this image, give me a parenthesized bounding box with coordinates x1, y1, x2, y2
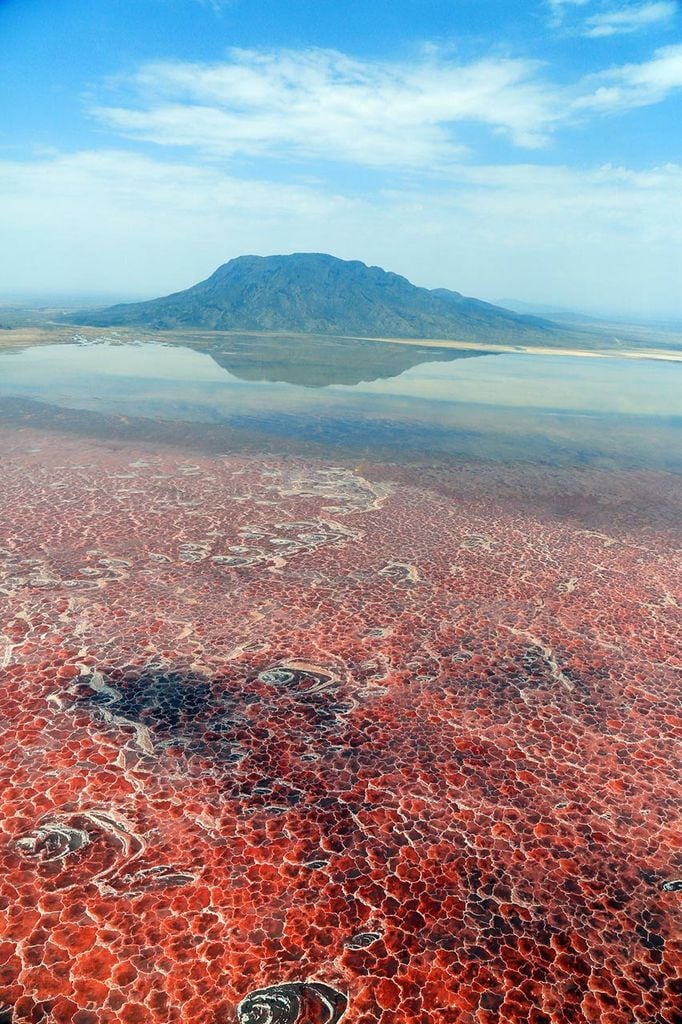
(583, 1, 677, 36)
(90, 43, 682, 170)
(546, 0, 591, 28)
(92, 48, 560, 169)
(192, 0, 233, 11)
(547, 0, 677, 35)
(576, 42, 682, 109)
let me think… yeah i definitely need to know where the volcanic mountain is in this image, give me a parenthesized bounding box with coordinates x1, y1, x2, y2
(65, 253, 562, 343)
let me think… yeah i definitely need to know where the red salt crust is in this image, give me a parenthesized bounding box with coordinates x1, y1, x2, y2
(0, 425, 680, 1024)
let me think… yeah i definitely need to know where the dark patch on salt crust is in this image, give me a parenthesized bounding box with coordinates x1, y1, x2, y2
(70, 660, 355, 795)
(86, 667, 213, 737)
(73, 665, 246, 767)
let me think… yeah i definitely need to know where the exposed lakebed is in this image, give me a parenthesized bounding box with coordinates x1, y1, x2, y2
(0, 335, 680, 1024)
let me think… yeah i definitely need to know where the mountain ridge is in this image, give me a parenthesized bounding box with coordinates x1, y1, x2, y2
(64, 252, 563, 344)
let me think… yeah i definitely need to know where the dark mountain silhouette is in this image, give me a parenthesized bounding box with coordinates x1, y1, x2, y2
(65, 253, 565, 344)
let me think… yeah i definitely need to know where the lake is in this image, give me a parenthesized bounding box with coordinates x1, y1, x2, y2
(1, 339, 680, 469)
(0, 336, 680, 1024)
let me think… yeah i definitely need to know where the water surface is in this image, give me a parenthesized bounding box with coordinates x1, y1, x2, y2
(1, 340, 680, 468)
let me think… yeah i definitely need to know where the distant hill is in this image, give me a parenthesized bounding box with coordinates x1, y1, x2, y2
(64, 253, 565, 344)
(496, 297, 607, 325)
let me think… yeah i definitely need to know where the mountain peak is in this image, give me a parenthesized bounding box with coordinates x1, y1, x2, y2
(64, 253, 559, 343)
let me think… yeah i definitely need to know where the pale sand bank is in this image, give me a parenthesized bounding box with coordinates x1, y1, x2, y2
(1, 325, 680, 362)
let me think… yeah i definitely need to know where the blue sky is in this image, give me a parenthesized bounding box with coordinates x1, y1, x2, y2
(1, 0, 681, 315)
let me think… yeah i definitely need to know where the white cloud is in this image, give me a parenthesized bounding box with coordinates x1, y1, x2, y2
(2, 149, 681, 315)
(575, 42, 682, 109)
(87, 44, 682, 171)
(583, 1, 677, 37)
(0, 150, 358, 294)
(92, 48, 561, 167)
(547, 0, 677, 35)
(546, 0, 591, 27)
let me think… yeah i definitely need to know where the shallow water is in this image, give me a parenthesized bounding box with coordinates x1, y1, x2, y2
(0, 338, 680, 1024)
(0, 340, 680, 468)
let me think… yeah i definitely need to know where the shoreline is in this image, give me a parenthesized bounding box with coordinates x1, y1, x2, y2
(1, 324, 681, 363)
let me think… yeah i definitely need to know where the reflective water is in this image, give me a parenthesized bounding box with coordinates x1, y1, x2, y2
(1, 340, 680, 468)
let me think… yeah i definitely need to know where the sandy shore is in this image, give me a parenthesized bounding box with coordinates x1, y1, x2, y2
(352, 333, 682, 361)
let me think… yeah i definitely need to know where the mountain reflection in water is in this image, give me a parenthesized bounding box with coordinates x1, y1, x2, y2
(191, 332, 488, 386)
(0, 337, 680, 471)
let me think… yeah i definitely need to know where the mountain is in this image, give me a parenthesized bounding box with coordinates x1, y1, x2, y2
(64, 253, 563, 343)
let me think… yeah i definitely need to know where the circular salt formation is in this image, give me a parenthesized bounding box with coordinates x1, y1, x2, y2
(12, 810, 193, 895)
(344, 931, 381, 949)
(256, 662, 337, 696)
(258, 668, 297, 686)
(236, 982, 347, 1024)
(12, 811, 140, 888)
(14, 822, 89, 862)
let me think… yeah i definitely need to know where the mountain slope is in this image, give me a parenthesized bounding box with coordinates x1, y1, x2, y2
(65, 253, 562, 343)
